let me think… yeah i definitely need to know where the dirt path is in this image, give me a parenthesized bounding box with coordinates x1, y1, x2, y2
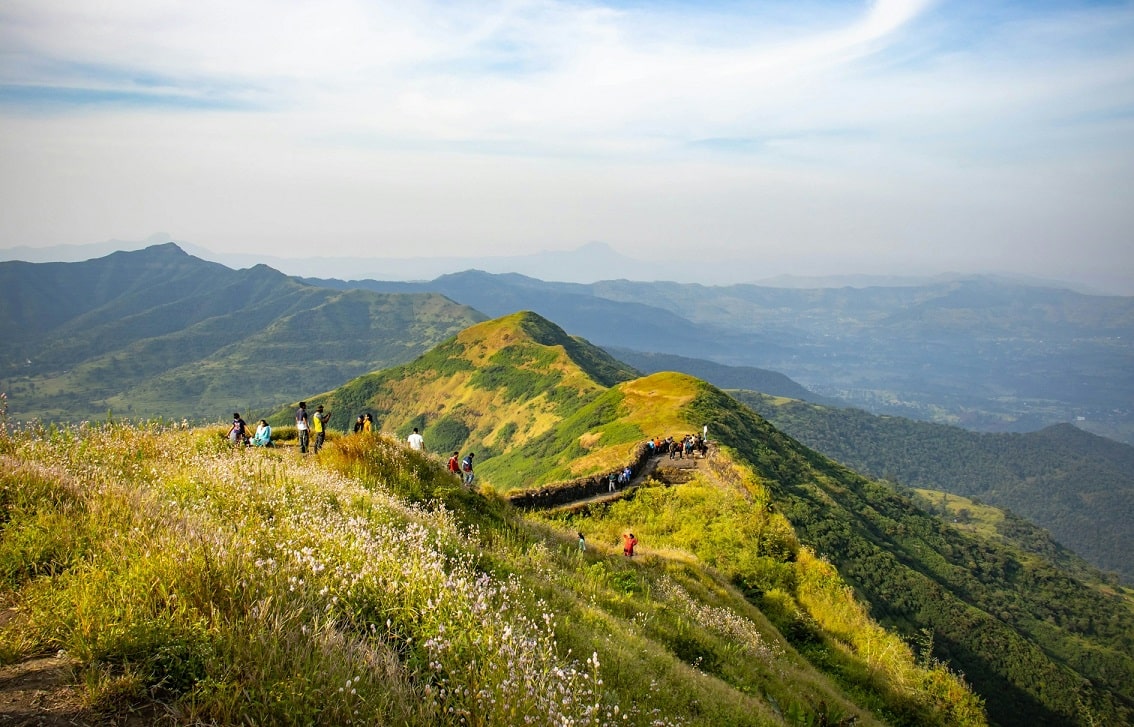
(541, 446, 713, 514)
(0, 649, 86, 726)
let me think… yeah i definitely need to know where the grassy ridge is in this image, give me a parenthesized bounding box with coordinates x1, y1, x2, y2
(277, 310, 1129, 726)
(2, 421, 923, 726)
(287, 312, 642, 482)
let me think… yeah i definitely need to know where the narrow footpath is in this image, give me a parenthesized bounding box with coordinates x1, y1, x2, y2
(532, 445, 715, 514)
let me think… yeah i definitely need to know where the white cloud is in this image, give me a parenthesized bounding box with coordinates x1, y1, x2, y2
(1, 0, 1132, 291)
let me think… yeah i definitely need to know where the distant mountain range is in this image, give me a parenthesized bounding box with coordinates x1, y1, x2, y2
(0, 244, 484, 421)
(6, 234, 1126, 293)
(308, 268, 1134, 445)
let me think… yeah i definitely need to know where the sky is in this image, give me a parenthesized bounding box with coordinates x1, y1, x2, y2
(1, 0, 1133, 291)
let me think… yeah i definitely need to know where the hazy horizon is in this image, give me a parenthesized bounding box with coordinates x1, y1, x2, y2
(2, 1, 1132, 293)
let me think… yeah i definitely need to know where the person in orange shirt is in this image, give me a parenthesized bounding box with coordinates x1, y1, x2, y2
(622, 532, 637, 557)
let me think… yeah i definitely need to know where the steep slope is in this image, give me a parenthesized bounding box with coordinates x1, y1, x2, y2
(734, 391, 1134, 583)
(566, 380, 1134, 726)
(298, 311, 1134, 726)
(288, 311, 641, 469)
(0, 245, 485, 421)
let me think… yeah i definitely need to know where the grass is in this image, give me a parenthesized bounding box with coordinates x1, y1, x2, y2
(541, 458, 986, 727)
(0, 420, 986, 726)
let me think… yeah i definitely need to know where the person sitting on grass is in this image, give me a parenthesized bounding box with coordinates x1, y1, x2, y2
(251, 419, 272, 447)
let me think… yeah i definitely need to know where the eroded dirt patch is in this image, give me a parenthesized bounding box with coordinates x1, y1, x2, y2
(0, 653, 87, 726)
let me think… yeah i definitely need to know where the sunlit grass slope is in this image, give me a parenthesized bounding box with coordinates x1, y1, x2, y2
(280, 312, 642, 474)
(4, 421, 911, 726)
(267, 310, 1129, 726)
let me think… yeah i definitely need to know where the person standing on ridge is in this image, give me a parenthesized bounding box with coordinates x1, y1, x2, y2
(363, 413, 373, 433)
(312, 404, 330, 453)
(295, 402, 310, 454)
(408, 427, 425, 452)
(448, 451, 461, 478)
(354, 415, 364, 433)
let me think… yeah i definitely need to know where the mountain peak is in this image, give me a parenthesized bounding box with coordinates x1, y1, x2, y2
(454, 311, 639, 388)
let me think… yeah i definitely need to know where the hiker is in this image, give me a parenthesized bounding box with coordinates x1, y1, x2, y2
(608, 471, 617, 492)
(622, 532, 638, 557)
(620, 465, 632, 485)
(578, 532, 586, 552)
(251, 419, 272, 447)
(313, 405, 330, 453)
(354, 415, 364, 433)
(408, 427, 425, 452)
(363, 413, 373, 433)
(461, 452, 475, 485)
(229, 413, 249, 445)
(448, 451, 461, 478)
(296, 402, 310, 453)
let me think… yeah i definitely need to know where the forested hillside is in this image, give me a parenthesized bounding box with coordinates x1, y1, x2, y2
(734, 391, 1134, 583)
(0, 244, 484, 422)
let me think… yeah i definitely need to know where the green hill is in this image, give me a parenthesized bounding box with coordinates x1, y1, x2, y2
(278, 311, 643, 481)
(733, 391, 1134, 584)
(0, 244, 485, 422)
(285, 311, 1134, 726)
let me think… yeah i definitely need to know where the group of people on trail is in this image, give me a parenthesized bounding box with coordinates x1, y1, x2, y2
(644, 433, 708, 459)
(229, 413, 272, 447)
(447, 450, 476, 486)
(608, 465, 633, 492)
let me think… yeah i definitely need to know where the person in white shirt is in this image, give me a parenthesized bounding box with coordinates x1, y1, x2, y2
(407, 427, 425, 452)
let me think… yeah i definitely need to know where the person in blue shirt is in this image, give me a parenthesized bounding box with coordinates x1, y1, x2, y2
(252, 419, 272, 447)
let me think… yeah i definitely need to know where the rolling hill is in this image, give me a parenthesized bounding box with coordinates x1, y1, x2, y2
(286, 310, 1134, 727)
(0, 244, 485, 422)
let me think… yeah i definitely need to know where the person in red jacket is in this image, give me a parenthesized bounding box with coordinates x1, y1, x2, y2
(622, 532, 638, 557)
(448, 451, 461, 477)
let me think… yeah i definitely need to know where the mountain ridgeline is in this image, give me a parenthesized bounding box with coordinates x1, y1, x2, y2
(0, 244, 485, 422)
(290, 311, 1133, 727)
(307, 268, 1134, 445)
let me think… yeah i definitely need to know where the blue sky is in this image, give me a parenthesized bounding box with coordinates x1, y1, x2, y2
(1, 0, 1132, 290)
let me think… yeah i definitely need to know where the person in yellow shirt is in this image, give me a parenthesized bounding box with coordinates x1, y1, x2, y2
(313, 405, 331, 453)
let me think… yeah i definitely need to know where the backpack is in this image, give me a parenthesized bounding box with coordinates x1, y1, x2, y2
(461, 456, 472, 472)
